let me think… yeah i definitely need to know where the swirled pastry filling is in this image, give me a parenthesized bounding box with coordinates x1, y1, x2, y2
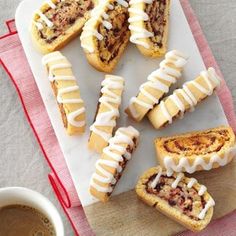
(37, 0, 94, 43)
(145, 0, 167, 47)
(146, 174, 206, 220)
(97, 1, 129, 63)
(163, 130, 230, 156)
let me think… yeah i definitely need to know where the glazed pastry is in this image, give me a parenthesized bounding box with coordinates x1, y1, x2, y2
(90, 126, 139, 202)
(80, 0, 130, 72)
(155, 126, 236, 175)
(88, 75, 125, 153)
(128, 0, 170, 57)
(125, 50, 188, 122)
(136, 166, 215, 232)
(148, 67, 221, 129)
(42, 51, 86, 135)
(31, 0, 95, 54)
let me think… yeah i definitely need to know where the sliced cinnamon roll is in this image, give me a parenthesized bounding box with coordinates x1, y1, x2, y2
(42, 51, 86, 135)
(128, 0, 170, 57)
(155, 126, 236, 174)
(125, 50, 188, 122)
(90, 126, 139, 202)
(80, 0, 130, 72)
(88, 75, 125, 153)
(136, 166, 215, 232)
(148, 67, 221, 129)
(31, 0, 95, 54)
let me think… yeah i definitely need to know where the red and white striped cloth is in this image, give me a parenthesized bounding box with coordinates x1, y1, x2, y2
(0, 1, 235, 235)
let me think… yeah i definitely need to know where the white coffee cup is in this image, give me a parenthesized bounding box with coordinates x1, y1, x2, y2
(0, 187, 64, 236)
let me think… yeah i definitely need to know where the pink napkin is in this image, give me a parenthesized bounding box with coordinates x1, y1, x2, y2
(0, 1, 235, 235)
(0, 20, 94, 236)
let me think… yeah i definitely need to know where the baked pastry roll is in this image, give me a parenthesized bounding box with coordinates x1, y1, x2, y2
(136, 166, 215, 232)
(125, 50, 188, 122)
(31, 0, 95, 54)
(128, 0, 170, 57)
(90, 126, 139, 202)
(89, 75, 125, 153)
(42, 51, 86, 135)
(80, 0, 130, 72)
(148, 67, 221, 129)
(155, 126, 236, 175)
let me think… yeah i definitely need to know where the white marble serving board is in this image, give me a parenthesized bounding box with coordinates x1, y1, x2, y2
(15, 0, 228, 207)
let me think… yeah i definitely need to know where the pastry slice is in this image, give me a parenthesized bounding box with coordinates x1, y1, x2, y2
(128, 0, 170, 57)
(148, 67, 221, 129)
(31, 0, 95, 54)
(155, 126, 236, 175)
(136, 166, 215, 232)
(90, 126, 139, 202)
(88, 75, 125, 153)
(80, 0, 130, 72)
(42, 51, 86, 135)
(125, 50, 188, 122)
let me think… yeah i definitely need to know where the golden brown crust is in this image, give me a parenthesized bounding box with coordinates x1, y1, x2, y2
(80, 0, 130, 73)
(125, 50, 188, 122)
(155, 126, 236, 173)
(88, 75, 125, 153)
(42, 51, 86, 135)
(128, 0, 170, 57)
(90, 126, 139, 202)
(136, 166, 214, 232)
(31, 0, 96, 54)
(148, 68, 221, 129)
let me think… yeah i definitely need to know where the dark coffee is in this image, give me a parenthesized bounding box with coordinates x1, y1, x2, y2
(0, 204, 56, 236)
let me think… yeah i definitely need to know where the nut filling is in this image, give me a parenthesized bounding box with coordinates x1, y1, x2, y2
(145, 0, 167, 47)
(38, 0, 94, 43)
(163, 130, 230, 156)
(146, 174, 206, 220)
(97, 2, 129, 63)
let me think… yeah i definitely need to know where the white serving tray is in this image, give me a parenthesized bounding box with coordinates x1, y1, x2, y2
(16, 0, 227, 207)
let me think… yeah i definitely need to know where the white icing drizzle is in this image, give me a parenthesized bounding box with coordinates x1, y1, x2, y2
(169, 91, 185, 119)
(198, 198, 215, 220)
(129, 25, 153, 49)
(34, 0, 64, 29)
(81, 0, 128, 52)
(150, 170, 206, 194)
(128, 0, 157, 48)
(128, 50, 188, 118)
(150, 167, 162, 189)
(171, 173, 184, 188)
(129, 0, 153, 4)
(90, 75, 124, 142)
(117, 0, 129, 8)
(149, 169, 214, 220)
(160, 67, 221, 124)
(33, 21, 44, 30)
(187, 178, 197, 188)
(198, 185, 207, 196)
(90, 126, 139, 194)
(107, 3, 114, 10)
(128, 8, 149, 23)
(57, 85, 83, 104)
(45, 0, 56, 9)
(35, 10, 53, 28)
(42, 52, 85, 128)
(163, 146, 236, 174)
(160, 101, 172, 123)
(42, 53, 66, 65)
